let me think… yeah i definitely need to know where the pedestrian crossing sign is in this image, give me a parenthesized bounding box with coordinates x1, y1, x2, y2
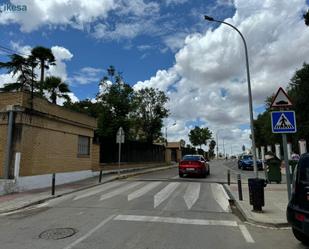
(271, 111, 297, 133)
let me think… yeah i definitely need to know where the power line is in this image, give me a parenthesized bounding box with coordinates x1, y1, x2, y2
(0, 44, 42, 65)
(0, 44, 29, 56)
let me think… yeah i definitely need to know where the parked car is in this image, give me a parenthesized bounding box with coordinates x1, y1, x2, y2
(179, 155, 210, 178)
(287, 153, 309, 245)
(237, 155, 263, 170)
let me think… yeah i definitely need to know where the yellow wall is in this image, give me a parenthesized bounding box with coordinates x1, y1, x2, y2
(0, 92, 98, 177)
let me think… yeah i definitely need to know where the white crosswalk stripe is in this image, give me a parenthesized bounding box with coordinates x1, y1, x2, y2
(184, 183, 200, 209)
(210, 183, 231, 212)
(100, 182, 143, 201)
(154, 182, 180, 208)
(73, 181, 125, 201)
(72, 181, 231, 213)
(114, 215, 238, 227)
(128, 182, 162, 201)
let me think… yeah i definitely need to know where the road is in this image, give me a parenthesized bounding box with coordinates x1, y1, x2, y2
(0, 160, 304, 249)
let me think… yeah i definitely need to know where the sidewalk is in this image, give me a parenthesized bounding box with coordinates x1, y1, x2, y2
(0, 163, 177, 214)
(225, 180, 289, 226)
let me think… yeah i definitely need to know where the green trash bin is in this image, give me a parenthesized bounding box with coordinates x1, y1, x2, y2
(265, 156, 282, 184)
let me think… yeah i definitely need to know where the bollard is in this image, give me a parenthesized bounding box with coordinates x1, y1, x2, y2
(237, 174, 243, 201)
(227, 170, 231, 185)
(99, 170, 103, 183)
(51, 173, 56, 196)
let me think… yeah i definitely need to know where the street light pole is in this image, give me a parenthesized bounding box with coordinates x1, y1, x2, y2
(216, 132, 219, 159)
(165, 127, 168, 146)
(223, 138, 225, 158)
(165, 122, 176, 147)
(204, 15, 258, 178)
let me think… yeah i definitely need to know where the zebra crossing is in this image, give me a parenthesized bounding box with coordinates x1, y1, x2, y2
(72, 179, 231, 212)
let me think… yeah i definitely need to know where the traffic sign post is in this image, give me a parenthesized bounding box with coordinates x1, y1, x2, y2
(270, 88, 296, 200)
(271, 111, 296, 133)
(270, 87, 293, 108)
(116, 127, 125, 176)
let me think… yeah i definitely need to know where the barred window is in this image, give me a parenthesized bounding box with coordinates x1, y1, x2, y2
(78, 136, 90, 156)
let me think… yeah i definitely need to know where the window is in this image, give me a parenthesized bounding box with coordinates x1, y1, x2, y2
(182, 155, 200, 161)
(78, 136, 90, 156)
(243, 155, 253, 160)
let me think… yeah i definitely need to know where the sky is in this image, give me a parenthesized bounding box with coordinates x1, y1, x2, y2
(0, 0, 309, 154)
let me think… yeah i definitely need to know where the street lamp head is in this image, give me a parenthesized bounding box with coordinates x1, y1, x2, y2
(204, 15, 214, 21)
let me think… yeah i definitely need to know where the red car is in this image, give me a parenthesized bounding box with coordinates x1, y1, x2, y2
(179, 155, 210, 178)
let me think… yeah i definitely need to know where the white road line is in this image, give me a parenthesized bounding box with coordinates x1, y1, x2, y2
(154, 182, 180, 208)
(128, 182, 162, 201)
(73, 181, 124, 201)
(210, 183, 231, 212)
(184, 182, 200, 209)
(100, 182, 143, 201)
(239, 225, 255, 243)
(114, 215, 238, 227)
(63, 215, 115, 249)
(171, 175, 179, 179)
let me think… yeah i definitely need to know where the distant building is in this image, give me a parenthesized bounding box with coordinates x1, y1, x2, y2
(166, 141, 184, 162)
(0, 91, 99, 193)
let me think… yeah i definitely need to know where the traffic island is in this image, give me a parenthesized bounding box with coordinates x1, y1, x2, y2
(224, 182, 289, 227)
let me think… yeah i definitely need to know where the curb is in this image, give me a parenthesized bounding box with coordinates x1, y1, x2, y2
(0, 164, 177, 214)
(223, 184, 290, 228)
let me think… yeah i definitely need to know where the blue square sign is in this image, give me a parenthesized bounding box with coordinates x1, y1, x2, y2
(271, 111, 297, 133)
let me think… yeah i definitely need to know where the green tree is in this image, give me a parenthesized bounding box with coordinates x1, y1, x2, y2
(304, 10, 309, 26)
(131, 87, 169, 143)
(31, 46, 56, 94)
(63, 99, 103, 118)
(0, 54, 33, 92)
(180, 139, 186, 147)
(208, 139, 216, 159)
(188, 126, 212, 149)
(96, 66, 134, 138)
(288, 63, 309, 143)
(43, 76, 71, 104)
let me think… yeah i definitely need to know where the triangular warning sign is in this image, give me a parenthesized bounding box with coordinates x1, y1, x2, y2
(274, 113, 294, 129)
(270, 87, 293, 108)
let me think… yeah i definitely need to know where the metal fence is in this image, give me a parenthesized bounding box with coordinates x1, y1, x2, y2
(99, 139, 165, 163)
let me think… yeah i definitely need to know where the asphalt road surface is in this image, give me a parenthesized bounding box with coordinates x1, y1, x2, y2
(0, 161, 304, 249)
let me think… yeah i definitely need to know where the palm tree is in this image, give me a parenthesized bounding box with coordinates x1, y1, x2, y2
(0, 54, 33, 92)
(43, 76, 71, 104)
(31, 46, 56, 94)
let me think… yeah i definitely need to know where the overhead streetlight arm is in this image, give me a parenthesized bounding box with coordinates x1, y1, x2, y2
(204, 16, 248, 57)
(204, 15, 258, 177)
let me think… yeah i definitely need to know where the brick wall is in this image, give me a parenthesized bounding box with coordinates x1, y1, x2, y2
(0, 91, 98, 178)
(0, 92, 23, 111)
(19, 125, 93, 176)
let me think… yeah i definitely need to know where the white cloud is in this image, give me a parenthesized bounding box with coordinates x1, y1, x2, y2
(163, 32, 187, 52)
(134, 68, 179, 91)
(0, 73, 17, 88)
(165, 0, 188, 6)
(0, 0, 117, 32)
(47, 46, 73, 80)
(93, 18, 159, 40)
(135, 0, 309, 154)
(216, 0, 234, 6)
(69, 67, 103, 85)
(0, 0, 161, 37)
(56, 92, 79, 106)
